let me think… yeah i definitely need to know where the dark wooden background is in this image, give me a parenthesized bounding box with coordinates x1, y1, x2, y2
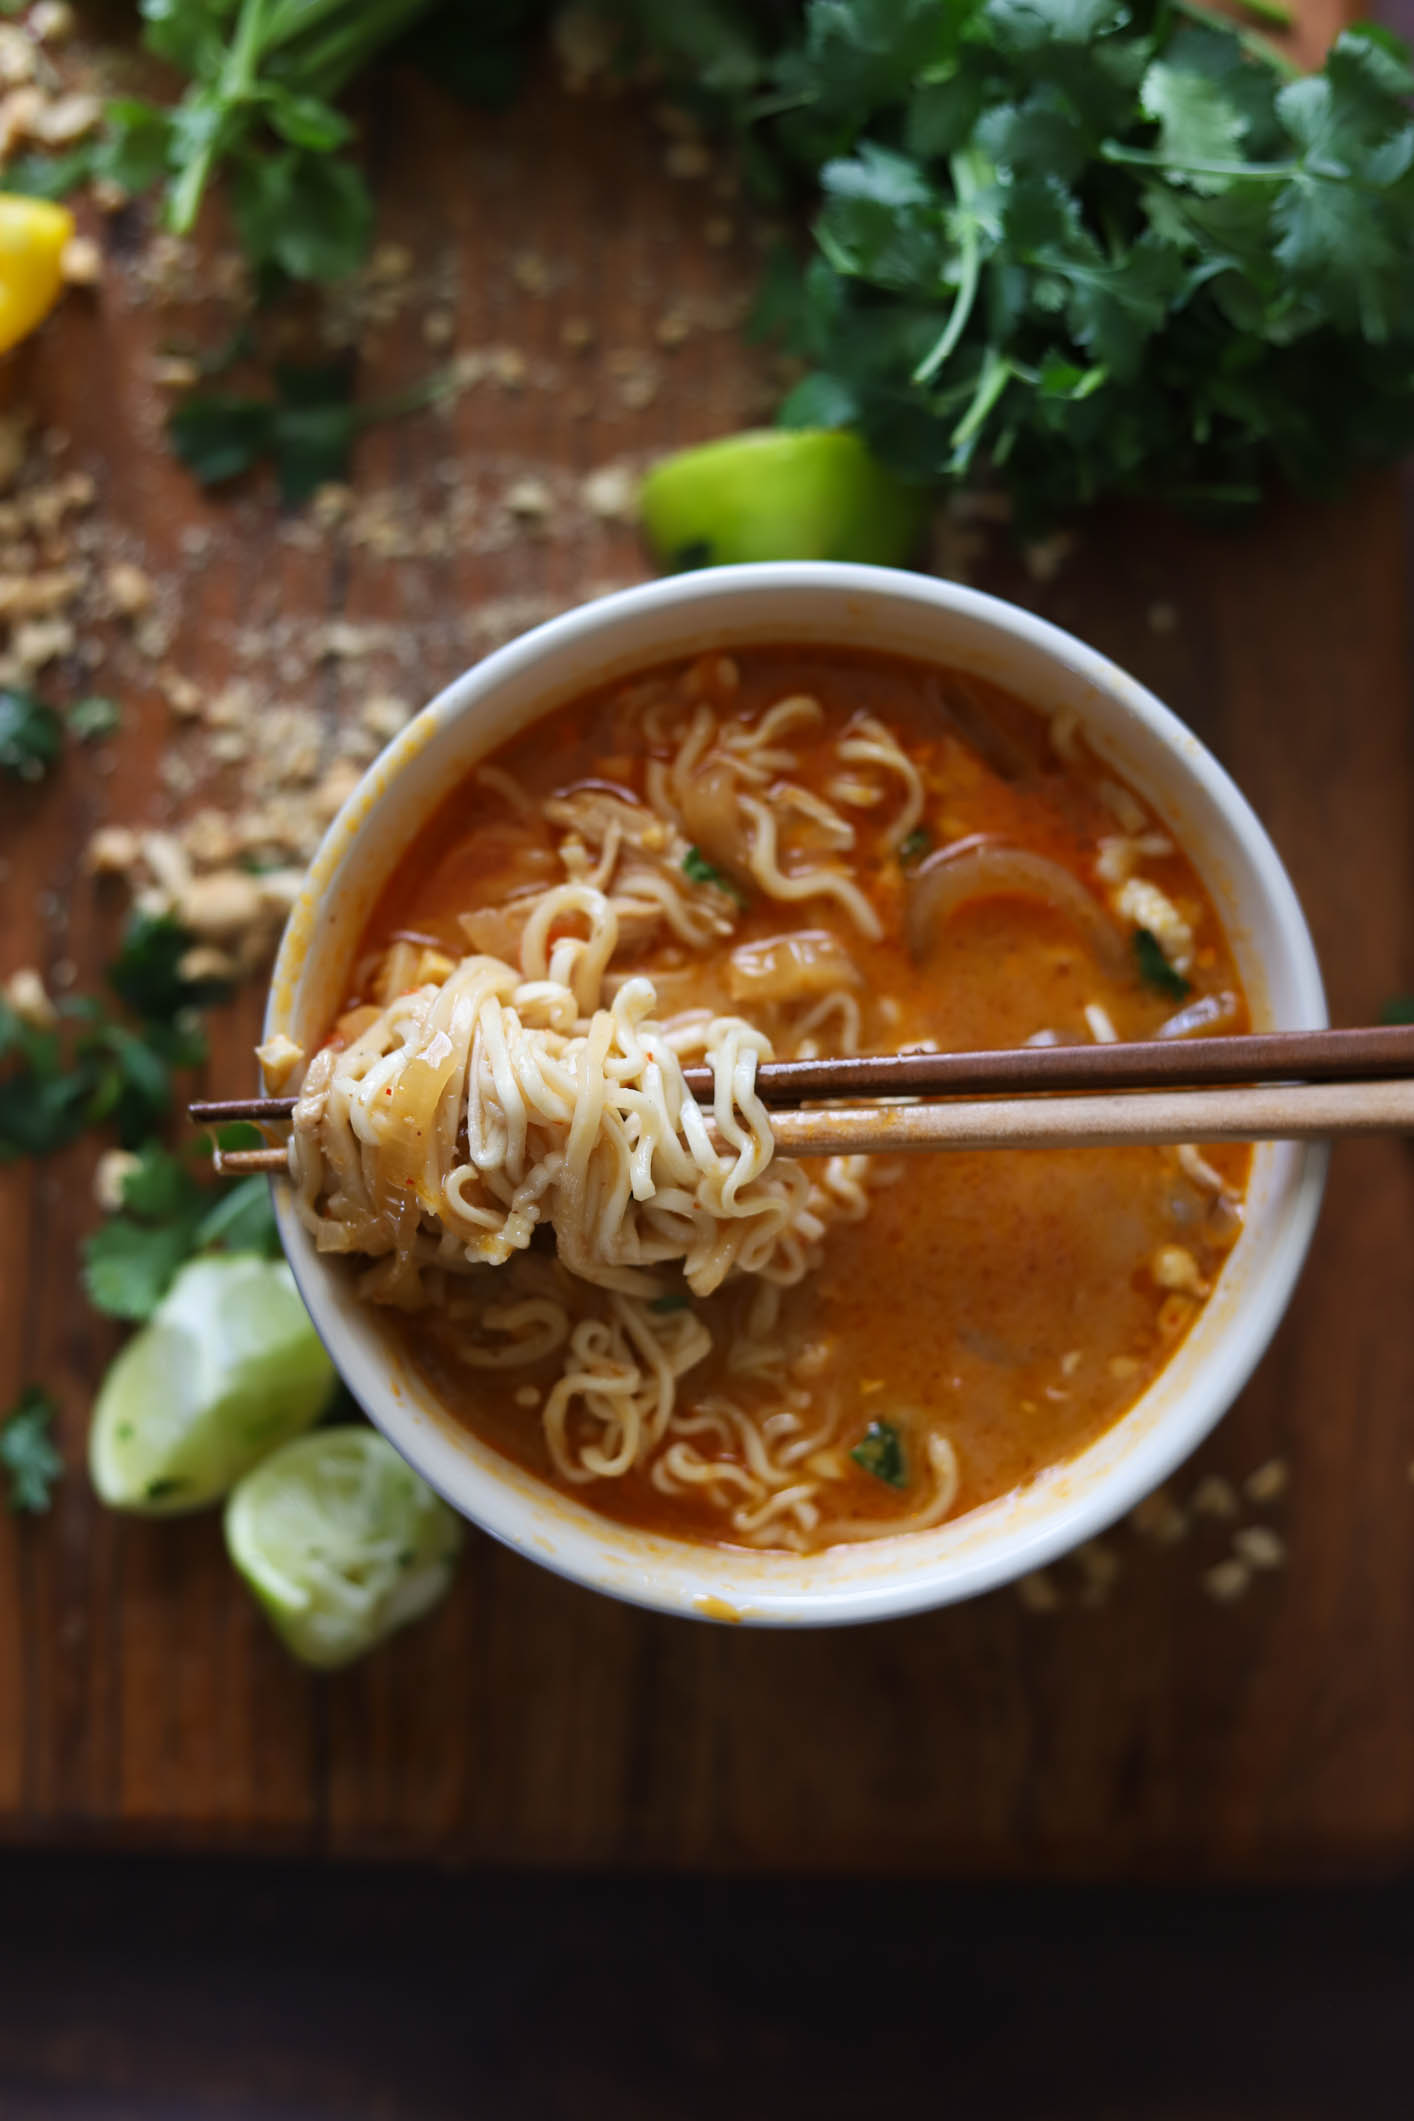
(3, 1, 1413, 1881)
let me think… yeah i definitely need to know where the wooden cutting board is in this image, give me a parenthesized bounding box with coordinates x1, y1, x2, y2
(3, 1, 1412, 1874)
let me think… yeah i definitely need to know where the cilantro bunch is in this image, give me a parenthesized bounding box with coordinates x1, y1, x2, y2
(106, 0, 441, 280)
(672, 0, 1414, 527)
(99, 0, 555, 283)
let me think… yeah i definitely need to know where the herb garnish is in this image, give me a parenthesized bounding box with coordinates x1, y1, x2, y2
(168, 360, 451, 503)
(67, 697, 121, 745)
(899, 825, 932, 865)
(1381, 996, 1414, 1025)
(83, 1131, 281, 1324)
(649, 1291, 692, 1314)
(1, 1387, 63, 1515)
(0, 689, 63, 782)
(0, 915, 222, 1164)
(1133, 926, 1191, 1001)
(681, 845, 749, 905)
(638, 5, 1414, 531)
(850, 1418, 908, 1488)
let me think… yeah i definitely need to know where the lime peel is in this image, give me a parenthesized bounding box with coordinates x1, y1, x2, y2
(225, 1427, 463, 1669)
(639, 428, 924, 572)
(89, 1254, 335, 1515)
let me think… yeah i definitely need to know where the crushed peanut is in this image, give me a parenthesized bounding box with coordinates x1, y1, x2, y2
(1233, 1525, 1285, 1571)
(1191, 1474, 1240, 1521)
(1244, 1457, 1289, 1505)
(1202, 1558, 1250, 1604)
(255, 1033, 305, 1093)
(3, 966, 56, 1029)
(93, 1148, 140, 1214)
(1017, 1569, 1062, 1614)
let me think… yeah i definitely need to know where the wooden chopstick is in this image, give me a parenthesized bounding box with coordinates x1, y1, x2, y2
(209, 1072, 1414, 1176)
(188, 1023, 1414, 1130)
(767, 1077, 1414, 1157)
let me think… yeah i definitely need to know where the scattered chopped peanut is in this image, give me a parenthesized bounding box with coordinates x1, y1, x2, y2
(178, 944, 238, 985)
(31, 4, 76, 46)
(1244, 1458, 1289, 1505)
(3, 965, 55, 1028)
(32, 89, 100, 145)
(93, 1148, 139, 1213)
(1233, 1525, 1285, 1571)
(176, 870, 264, 941)
(86, 824, 140, 876)
(1192, 1474, 1240, 1521)
(1130, 1488, 1188, 1545)
(1017, 1569, 1062, 1613)
(105, 560, 154, 617)
(255, 1032, 305, 1093)
(60, 234, 101, 286)
(1202, 1558, 1250, 1604)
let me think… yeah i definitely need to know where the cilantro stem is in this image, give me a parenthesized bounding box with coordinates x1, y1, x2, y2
(951, 347, 1013, 454)
(914, 149, 989, 386)
(1101, 144, 1298, 181)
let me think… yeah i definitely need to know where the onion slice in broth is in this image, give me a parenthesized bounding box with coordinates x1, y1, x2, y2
(906, 838, 1127, 973)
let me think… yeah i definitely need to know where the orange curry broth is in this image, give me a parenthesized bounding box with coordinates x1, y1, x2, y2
(328, 646, 1251, 1546)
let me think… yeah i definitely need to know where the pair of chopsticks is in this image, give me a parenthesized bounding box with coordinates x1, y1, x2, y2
(191, 1024, 1414, 1167)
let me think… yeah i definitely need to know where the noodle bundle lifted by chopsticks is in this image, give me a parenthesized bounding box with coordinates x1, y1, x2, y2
(287, 876, 923, 1517)
(290, 879, 822, 1303)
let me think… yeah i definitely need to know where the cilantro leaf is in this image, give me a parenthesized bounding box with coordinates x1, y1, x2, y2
(1, 917, 215, 1165)
(230, 151, 373, 284)
(850, 1418, 908, 1488)
(1, 1387, 63, 1514)
(84, 1210, 202, 1323)
(0, 144, 99, 199)
(682, 846, 748, 903)
(168, 360, 447, 505)
(1380, 996, 1414, 1025)
(647, 0, 1414, 532)
(1133, 926, 1191, 1000)
(82, 1141, 281, 1324)
(194, 1174, 280, 1255)
(68, 697, 121, 744)
(108, 912, 227, 1021)
(1140, 62, 1249, 191)
(0, 690, 63, 782)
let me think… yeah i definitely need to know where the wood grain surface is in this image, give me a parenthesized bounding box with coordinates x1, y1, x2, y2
(3, 1, 1412, 1876)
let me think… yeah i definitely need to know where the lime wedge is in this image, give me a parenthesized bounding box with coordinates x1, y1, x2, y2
(224, 1428, 463, 1669)
(639, 428, 924, 570)
(89, 1254, 335, 1514)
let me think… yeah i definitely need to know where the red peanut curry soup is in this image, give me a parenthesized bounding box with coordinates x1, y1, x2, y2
(309, 645, 1249, 1552)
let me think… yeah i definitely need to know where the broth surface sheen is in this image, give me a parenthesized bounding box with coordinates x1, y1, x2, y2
(325, 646, 1250, 1549)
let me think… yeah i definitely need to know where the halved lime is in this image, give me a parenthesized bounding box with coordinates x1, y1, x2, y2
(89, 1254, 335, 1515)
(639, 427, 924, 571)
(224, 1428, 463, 1669)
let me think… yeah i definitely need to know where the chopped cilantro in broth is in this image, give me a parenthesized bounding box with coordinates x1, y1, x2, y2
(345, 642, 1252, 1551)
(851, 1420, 908, 1489)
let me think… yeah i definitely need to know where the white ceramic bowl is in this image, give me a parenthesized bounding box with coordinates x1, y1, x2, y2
(267, 563, 1326, 1626)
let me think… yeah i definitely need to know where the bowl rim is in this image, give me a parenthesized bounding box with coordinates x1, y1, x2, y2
(268, 560, 1328, 1626)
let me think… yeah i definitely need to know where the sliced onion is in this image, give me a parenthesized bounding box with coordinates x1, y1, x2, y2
(1157, 991, 1238, 1040)
(678, 761, 747, 872)
(907, 838, 1127, 973)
